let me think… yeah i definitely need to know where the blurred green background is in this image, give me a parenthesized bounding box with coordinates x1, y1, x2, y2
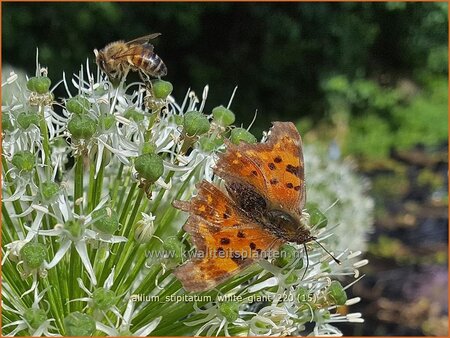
(3, 2, 448, 336)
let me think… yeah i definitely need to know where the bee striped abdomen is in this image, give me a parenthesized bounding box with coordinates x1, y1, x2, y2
(143, 52, 167, 77)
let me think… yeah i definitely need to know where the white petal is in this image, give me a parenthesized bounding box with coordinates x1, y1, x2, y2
(134, 316, 162, 336)
(74, 241, 97, 285)
(95, 322, 118, 336)
(45, 240, 71, 269)
(104, 267, 115, 289)
(247, 277, 279, 293)
(25, 212, 45, 241)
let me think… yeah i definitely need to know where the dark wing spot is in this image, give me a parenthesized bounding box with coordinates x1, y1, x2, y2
(223, 213, 229, 219)
(231, 252, 247, 265)
(232, 223, 239, 227)
(237, 231, 246, 238)
(249, 242, 256, 250)
(294, 185, 301, 191)
(251, 170, 258, 176)
(286, 183, 294, 189)
(220, 238, 231, 245)
(270, 178, 279, 185)
(274, 156, 282, 163)
(217, 247, 225, 254)
(286, 164, 300, 177)
(268, 163, 276, 170)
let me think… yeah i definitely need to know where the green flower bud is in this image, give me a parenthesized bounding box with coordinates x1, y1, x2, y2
(17, 111, 40, 130)
(41, 181, 60, 202)
(296, 286, 311, 303)
(65, 220, 83, 240)
(20, 242, 46, 269)
(162, 237, 185, 263)
(141, 142, 157, 155)
(2, 113, 14, 132)
(124, 108, 144, 122)
(152, 80, 173, 99)
(27, 76, 51, 94)
(68, 114, 97, 140)
(198, 135, 223, 152)
(284, 272, 298, 285)
(327, 281, 347, 305)
(174, 115, 183, 126)
(307, 203, 328, 229)
(274, 243, 301, 268)
(212, 105, 235, 126)
(135, 153, 164, 183)
(24, 308, 47, 329)
(183, 111, 210, 136)
(92, 287, 116, 311)
(12, 151, 35, 172)
(26, 77, 39, 92)
(230, 128, 257, 145)
(99, 115, 116, 131)
(219, 302, 239, 322)
(66, 95, 90, 115)
(92, 208, 119, 234)
(64, 312, 96, 336)
(35, 77, 51, 94)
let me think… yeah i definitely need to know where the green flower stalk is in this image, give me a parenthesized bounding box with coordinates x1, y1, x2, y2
(2, 53, 370, 336)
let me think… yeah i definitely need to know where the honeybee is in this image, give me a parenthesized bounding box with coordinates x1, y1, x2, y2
(94, 33, 167, 81)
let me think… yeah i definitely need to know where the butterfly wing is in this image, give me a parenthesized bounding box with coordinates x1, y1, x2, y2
(215, 122, 305, 217)
(173, 181, 282, 292)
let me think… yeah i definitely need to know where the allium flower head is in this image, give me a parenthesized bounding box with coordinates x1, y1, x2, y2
(2, 51, 370, 336)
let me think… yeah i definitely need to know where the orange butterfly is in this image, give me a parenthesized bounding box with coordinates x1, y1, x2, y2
(173, 122, 312, 292)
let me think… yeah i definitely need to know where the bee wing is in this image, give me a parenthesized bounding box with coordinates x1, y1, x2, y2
(111, 43, 154, 60)
(125, 33, 161, 46)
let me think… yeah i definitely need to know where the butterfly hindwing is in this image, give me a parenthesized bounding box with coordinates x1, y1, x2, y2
(173, 181, 281, 292)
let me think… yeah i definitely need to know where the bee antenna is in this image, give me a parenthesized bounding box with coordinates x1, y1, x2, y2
(311, 237, 341, 264)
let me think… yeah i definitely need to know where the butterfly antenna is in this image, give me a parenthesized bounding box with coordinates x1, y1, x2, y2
(301, 243, 310, 281)
(312, 238, 341, 264)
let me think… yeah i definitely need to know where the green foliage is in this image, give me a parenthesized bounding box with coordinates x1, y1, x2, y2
(322, 74, 447, 159)
(392, 77, 448, 150)
(346, 114, 393, 159)
(3, 2, 447, 132)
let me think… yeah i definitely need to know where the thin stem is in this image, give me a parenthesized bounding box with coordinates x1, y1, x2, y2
(38, 104, 52, 176)
(74, 155, 84, 215)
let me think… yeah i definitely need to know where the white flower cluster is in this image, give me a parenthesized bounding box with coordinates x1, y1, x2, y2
(2, 57, 370, 336)
(304, 146, 375, 252)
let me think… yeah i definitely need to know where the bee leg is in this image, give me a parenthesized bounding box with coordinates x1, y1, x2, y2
(122, 67, 130, 81)
(138, 71, 149, 84)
